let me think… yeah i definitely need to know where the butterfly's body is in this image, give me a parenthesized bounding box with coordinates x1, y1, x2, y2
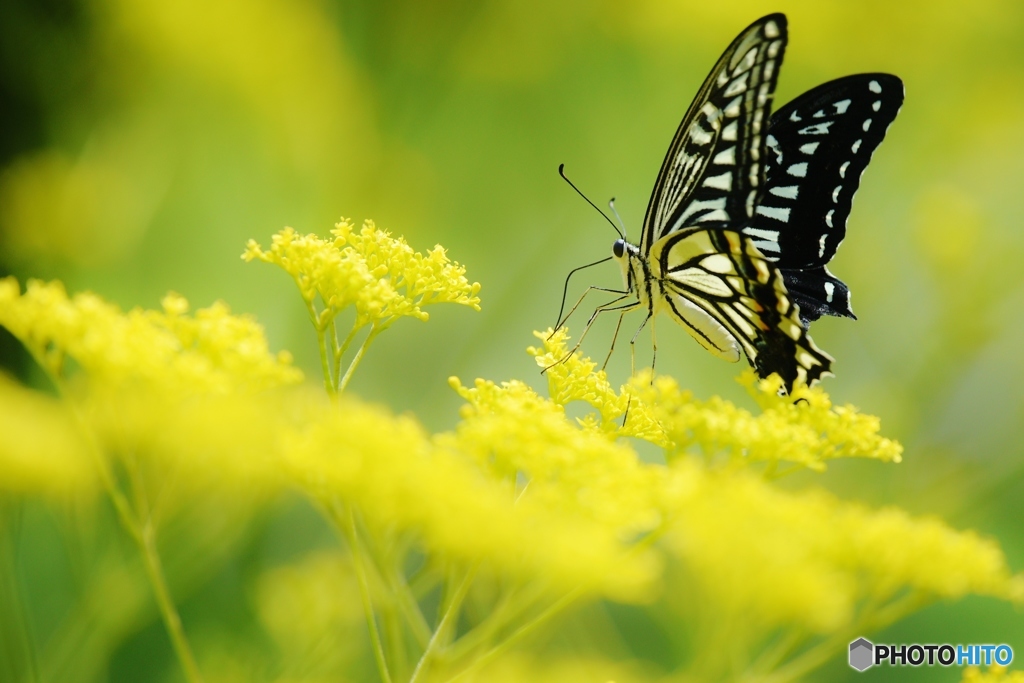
(576, 13, 902, 392)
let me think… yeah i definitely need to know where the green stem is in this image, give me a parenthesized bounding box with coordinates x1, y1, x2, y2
(137, 517, 205, 683)
(360, 532, 432, 650)
(391, 568, 432, 650)
(441, 587, 581, 683)
(0, 502, 39, 683)
(26, 321, 204, 683)
(332, 325, 360, 393)
(338, 503, 392, 683)
(307, 300, 335, 395)
(761, 591, 928, 683)
(445, 584, 539, 663)
(747, 628, 806, 678)
(410, 565, 478, 683)
(356, 530, 408, 681)
(382, 600, 407, 682)
(337, 325, 382, 394)
(63, 401, 205, 683)
(125, 462, 204, 683)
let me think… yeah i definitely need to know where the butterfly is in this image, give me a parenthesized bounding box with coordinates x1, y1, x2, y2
(584, 13, 901, 392)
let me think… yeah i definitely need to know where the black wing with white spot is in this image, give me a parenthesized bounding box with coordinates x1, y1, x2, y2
(640, 14, 787, 253)
(746, 73, 904, 322)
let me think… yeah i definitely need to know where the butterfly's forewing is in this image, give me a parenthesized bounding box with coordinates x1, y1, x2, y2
(747, 74, 904, 321)
(640, 14, 788, 253)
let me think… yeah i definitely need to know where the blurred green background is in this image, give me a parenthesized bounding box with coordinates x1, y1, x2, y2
(2, 0, 1024, 680)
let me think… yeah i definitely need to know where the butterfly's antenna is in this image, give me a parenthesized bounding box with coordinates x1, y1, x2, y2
(558, 164, 624, 239)
(608, 197, 628, 236)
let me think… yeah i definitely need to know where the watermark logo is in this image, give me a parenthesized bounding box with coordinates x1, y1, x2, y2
(848, 638, 1013, 671)
(849, 638, 873, 671)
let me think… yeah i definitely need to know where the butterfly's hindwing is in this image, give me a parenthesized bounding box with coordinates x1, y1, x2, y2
(746, 73, 903, 322)
(781, 265, 854, 322)
(652, 227, 833, 387)
(641, 14, 788, 252)
(751, 74, 903, 268)
(741, 74, 901, 321)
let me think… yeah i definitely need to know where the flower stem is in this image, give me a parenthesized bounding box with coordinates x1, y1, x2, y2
(441, 587, 581, 683)
(761, 591, 928, 683)
(337, 326, 381, 394)
(332, 325, 360, 393)
(61, 397, 203, 683)
(445, 584, 539, 663)
(338, 503, 392, 683)
(410, 564, 478, 683)
(307, 301, 335, 395)
(361, 531, 432, 649)
(0, 502, 40, 683)
(137, 518, 205, 683)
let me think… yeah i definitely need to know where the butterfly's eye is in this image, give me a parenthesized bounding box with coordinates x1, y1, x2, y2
(612, 239, 626, 259)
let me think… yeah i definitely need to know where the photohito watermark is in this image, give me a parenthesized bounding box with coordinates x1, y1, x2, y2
(849, 637, 1014, 672)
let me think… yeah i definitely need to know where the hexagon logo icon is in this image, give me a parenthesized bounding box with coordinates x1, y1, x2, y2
(849, 637, 874, 671)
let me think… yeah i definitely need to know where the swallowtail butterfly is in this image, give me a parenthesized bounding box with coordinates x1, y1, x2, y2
(598, 13, 901, 391)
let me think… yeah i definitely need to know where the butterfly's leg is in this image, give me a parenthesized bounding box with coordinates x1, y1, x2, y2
(550, 285, 629, 339)
(618, 313, 651, 430)
(628, 312, 652, 380)
(650, 315, 658, 382)
(543, 296, 635, 372)
(601, 311, 628, 371)
(551, 255, 622, 333)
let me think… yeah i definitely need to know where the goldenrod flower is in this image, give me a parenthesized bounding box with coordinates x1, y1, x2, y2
(0, 374, 94, 497)
(529, 327, 668, 445)
(243, 218, 480, 393)
(1, 228, 1020, 683)
(0, 278, 301, 393)
(533, 326, 903, 471)
(284, 394, 657, 601)
(452, 338, 1020, 643)
(447, 375, 664, 538)
(661, 460, 1024, 636)
(0, 277, 306, 683)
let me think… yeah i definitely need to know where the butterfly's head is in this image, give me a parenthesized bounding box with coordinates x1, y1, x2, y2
(612, 238, 627, 260)
(611, 238, 640, 294)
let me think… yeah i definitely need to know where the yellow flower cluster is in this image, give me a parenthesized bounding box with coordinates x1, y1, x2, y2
(450, 353, 1022, 637)
(0, 374, 96, 497)
(284, 393, 656, 601)
(2, 226, 1021, 683)
(448, 375, 663, 542)
(532, 327, 903, 471)
(661, 460, 1024, 636)
(243, 218, 481, 393)
(528, 328, 666, 444)
(0, 278, 301, 393)
(0, 278, 307, 506)
(242, 218, 481, 328)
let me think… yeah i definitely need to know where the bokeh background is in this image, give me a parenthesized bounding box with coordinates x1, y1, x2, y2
(2, 0, 1023, 680)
